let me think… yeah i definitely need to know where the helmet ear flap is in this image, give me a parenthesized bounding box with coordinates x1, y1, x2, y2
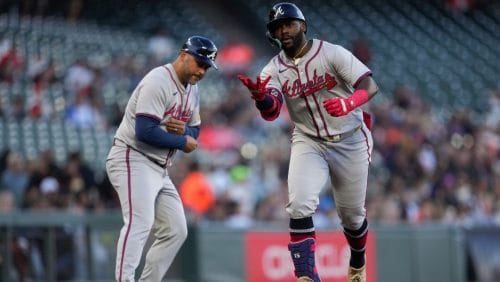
(266, 31, 282, 49)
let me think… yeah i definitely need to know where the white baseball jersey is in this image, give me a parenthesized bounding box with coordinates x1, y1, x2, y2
(261, 39, 371, 137)
(114, 63, 201, 166)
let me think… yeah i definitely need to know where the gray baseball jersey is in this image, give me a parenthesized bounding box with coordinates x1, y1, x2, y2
(261, 39, 373, 229)
(114, 63, 201, 166)
(262, 39, 370, 137)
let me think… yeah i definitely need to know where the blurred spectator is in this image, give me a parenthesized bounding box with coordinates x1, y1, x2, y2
(64, 89, 107, 129)
(224, 199, 254, 229)
(147, 26, 175, 65)
(351, 35, 372, 66)
(10, 96, 26, 121)
(217, 42, 255, 79)
(0, 35, 23, 84)
(0, 190, 32, 282)
(66, 0, 83, 23)
(26, 58, 58, 119)
(64, 58, 95, 106)
(446, 0, 474, 12)
(180, 161, 215, 222)
(485, 89, 500, 129)
(0, 151, 29, 208)
(19, 0, 50, 17)
(0, 190, 15, 212)
(63, 151, 96, 192)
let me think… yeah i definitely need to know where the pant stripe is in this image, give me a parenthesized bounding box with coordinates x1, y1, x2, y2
(119, 148, 132, 282)
(360, 126, 371, 164)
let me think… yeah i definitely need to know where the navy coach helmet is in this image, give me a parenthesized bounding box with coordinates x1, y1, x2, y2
(182, 36, 218, 69)
(266, 2, 307, 49)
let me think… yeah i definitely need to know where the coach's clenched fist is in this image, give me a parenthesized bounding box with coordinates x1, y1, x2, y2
(183, 135, 198, 153)
(163, 117, 186, 135)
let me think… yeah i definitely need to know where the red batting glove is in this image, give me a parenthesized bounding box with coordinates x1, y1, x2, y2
(323, 89, 369, 117)
(237, 74, 271, 101)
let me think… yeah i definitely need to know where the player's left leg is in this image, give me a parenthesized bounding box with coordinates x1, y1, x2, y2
(286, 138, 330, 282)
(329, 124, 373, 281)
(139, 175, 188, 282)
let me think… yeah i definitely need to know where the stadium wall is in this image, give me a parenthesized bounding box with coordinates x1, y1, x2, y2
(1, 212, 496, 282)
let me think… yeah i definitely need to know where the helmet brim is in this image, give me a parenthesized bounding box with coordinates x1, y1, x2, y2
(185, 50, 218, 70)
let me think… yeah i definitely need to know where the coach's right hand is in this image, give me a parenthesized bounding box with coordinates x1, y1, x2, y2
(237, 74, 271, 101)
(183, 135, 198, 153)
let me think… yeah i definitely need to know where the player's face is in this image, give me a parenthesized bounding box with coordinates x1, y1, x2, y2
(181, 52, 210, 85)
(272, 19, 305, 50)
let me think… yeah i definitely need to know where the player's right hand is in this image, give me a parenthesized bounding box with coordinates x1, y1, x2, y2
(163, 117, 186, 135)
(183, 135, 198, 153)
(237, 74, 271, 101)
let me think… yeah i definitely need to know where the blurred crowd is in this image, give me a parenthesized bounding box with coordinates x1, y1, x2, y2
(0, 3, 498, 231)
(0, 3, 497, 281)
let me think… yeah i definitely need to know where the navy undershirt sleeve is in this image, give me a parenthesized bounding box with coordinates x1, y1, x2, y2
(135, 115, 186, 150)
(255, 95, 275, 110)
(185, 126, 200, 139)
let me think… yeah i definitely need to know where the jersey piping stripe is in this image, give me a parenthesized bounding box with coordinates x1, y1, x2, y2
(163, 65, 185, 95)
(304, 40, 331, 137)
(136, 112, 161, 122)
(163, 65, 189, 165)
(118, 147, 132, 282)
(302, 95, 320, 136)
(163, 65, 186, 119)
(277, 51, 322, 136)
(353, 71, 372, 88)
(183, 86, 192, 114)
(277, 55, 298, 72)
(304, 40, 323, 72)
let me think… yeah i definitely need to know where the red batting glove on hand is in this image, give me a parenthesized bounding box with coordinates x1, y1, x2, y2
(237, 74, 271, 101)
(323, 89, 369, 117)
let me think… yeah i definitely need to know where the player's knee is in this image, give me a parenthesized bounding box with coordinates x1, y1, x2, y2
(337, 207, 366, 230)
(133, 218, 155, 237)
(286, 199, 318, 218)
(157, 219, 188, 243)
(176, 221, 188, 243)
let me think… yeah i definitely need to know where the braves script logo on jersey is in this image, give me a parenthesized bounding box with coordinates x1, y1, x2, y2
(282, 70, 337, 97)
(164, 104, 193, 122)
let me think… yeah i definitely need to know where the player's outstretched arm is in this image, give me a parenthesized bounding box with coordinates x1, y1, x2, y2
(237, 74, 283, 121)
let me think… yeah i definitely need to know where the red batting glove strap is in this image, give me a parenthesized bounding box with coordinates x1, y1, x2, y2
(349, 89, 369, 108)
(237, 74, 271, 101)
(323, 89, 369, 117)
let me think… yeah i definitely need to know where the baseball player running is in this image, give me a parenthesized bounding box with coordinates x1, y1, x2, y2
(238, 3, 378, 282)
(106, 36, 217, 282)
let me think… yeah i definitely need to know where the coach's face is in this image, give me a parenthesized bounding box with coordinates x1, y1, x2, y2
(273, 19, 306, 50)
(180, 52, 210, 85)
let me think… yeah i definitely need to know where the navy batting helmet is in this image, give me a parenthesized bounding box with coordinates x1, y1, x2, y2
(266, 3, 306, 49)
(267, 2, 306, 33)
(182, 36, 218, 69)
